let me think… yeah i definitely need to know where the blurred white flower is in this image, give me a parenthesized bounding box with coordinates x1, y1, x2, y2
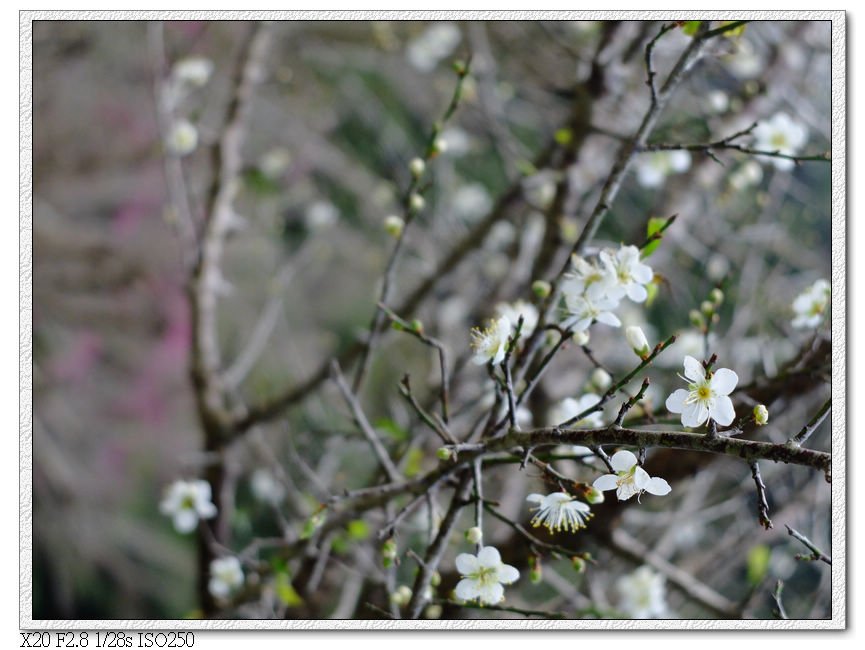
(633, 150, 691, 188)
(470, 315, 511, 365)
(526, 492, 592, 533)
(455, 546, 519, 605)
(250, 468, 285, 505)
(438, 127, 472, 156)
(209, 556, 244, 600)
(752, 112, 808, 171)
(160, 479, 217, 533)
(549, 394, 602, 428)
(791, 278, 830, 329)
(592, 450, 671, 501)
(616, 566, 668, 619)
(522, 171, 558, 209)
(452, 184, 493, 221)
(590, 367, 612, 391)
(166, 119, 198, 156)
(706, 90, 729, 113)
(495, 300, 538, 340)
(305, 201, 339, 231)
(407, 23, 461, 72)
(259, 147, 292, 179)
(728, 160, 763, 190)
(563, 255, 617, 302)
(601, 245, 654, 303)
(665, 355, 738, 427)
(172, 56, 214, 88)
(725, 39, 762, 79)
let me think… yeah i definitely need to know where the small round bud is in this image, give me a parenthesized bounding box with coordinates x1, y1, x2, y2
(430, 571, 441, 587)
(166, 119, 198, 156)
(572, 330, 590, 346)
(410, 319, 424, 333)
(383, 215, 405, 238)
(465, 527, 483, 545)
(532, 280, 551, 299)
(409, 193, 425, 213)
(625, 325, 651, 359)
(529, 556, 542, 584)
(390, 585, 412, 606)
(689, 309, 705, 328)
(753, 404, 769, 426)
(436, 447, 455, 461)
(424, 604, 443, 619)
(584, 486, 605, 505)
(409, 157, 426, 178)
(701, 300, 715, 316)
(382, 538, 398, 561)
(710, 288, 724, 305)
(571, 556, 587, 573)
(431, 137, 448, 156)
(590, 367, 612, 391)
(452, 59, 467, 76)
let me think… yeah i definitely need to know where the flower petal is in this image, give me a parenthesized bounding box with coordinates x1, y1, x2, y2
(525, 493, 545, 505)
(710, 368, 739, 396)
(681, 400, 709, 428)
(710, 395, 736, 426)
(665, 389, 689, 414)
(455, 578, 481, 602)
(596, 311, 622, 327)
(592, 474, 619, 492)
(478, 582, 505, 605)
(626, 284, 648, 303)
(173, 510, 198, 534)
(645, 476, 672, 496)
(633, 466, 650, 489)
(682, 356, 704, 382)
(477, 546, 502, 568)
(496, 563, 520, 585)
(455, 553, 479, 576)
(610, 449, 638, 472)
(616, 481, 640, 501)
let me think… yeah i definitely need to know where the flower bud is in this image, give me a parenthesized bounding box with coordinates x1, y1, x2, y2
(409, 157, 426, 178)
(383, 215, 405, 238)
(700, 300, 715, 316)
(166, 119, 198, 156)
(431, 137, 448, 156)
(625, 326, 650, 359)
(465, 527, 483, 544)
(452, 59, 468, 76)
(532, 280, 551, 299)
(590, 367, 612, 391)
(584, 486, 605, 505)
(410, 319, 424, 333)
(689, 309, 705, 328)
(529, 555, 542, 584)
(572, 330, 590, 346)
(571, 556, 587, 573)
(409, 193, 425, 213)
(753, 404, 769, 426)
(382, 538, 398, 566)
(710, 288, 724, 305)
(436, 447, 455, 461)
(390, 585, 412, 606)
(424, 604, 443, 619)
(430, 571, 441, 587)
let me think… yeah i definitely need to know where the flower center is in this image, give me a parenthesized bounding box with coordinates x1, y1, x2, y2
(181, 495, 196, 510)
(770, 133, 788, 148)
(696, 385, 712, 400)
(472, 566, 498, 586)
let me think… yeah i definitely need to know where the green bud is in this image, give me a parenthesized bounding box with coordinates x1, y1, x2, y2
(436, 447, 455, 461)
(529, 556, 542, 584)
(571, 556, 587, 573)
(710, 288, 724, 305)
(584, 486, 605, 505)
(465, 527, 483, 544)
(701, 300, 714, 316)
(572, 330, 590, 346)
(408, 157, 426, 178)
(383, 215, 404, 238)
(532, 280, 551, 299)
(452, 59, 467, 76)
(689, 309, 705, 328)
(753, 404, 769, 426)
(410, 319, 424, 333)
(390, 585, 412, 606)
(409, 193, 425, 213)
(430, 571, 441, 587)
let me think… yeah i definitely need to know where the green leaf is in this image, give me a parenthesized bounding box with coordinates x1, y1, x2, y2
(300, 509, 327, 540)
(275, 571, 304, 607)
(347, 519, 370, 541)
(375, 418, 409, 442)
(403, 447, 425, 478)
(681, 21, 703, 37)
(641, 216, 669, 259)
(747, 544, 771, 585)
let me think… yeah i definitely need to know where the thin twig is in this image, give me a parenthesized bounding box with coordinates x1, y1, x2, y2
(788, 399, 831, 447)
(771, 580, 788, 620)
(749, 461, 773, 529)
(785, 525, 831, 565)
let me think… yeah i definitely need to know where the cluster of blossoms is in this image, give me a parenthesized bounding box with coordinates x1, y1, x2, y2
(560, 245, 654, 332)
(159, 479, 217, 533)
(791, 278, 830, 329)
(469, 300, 539, 366)
(164, 57, 214, 157)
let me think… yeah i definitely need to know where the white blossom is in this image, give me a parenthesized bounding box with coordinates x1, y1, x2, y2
(561, 293, 621, 331)
(452, 184, 492, 221)
(470, 315, 511, 366)
(305, 201, 339, 231)
(495, 300, 538, 340)
(160, 479, 217, 533)
(526, 492, 592, 533)
(616, 566, 668, 619)
(208, 556, 244, 600)
(407, 23, 461, 72)
(454, 546, 519, 605)
(259, 147, 292, 179)
(752, 112, 808, 171)
(590, 367, 612, 391)
(600, 245, 654, 303)
(250, 468, 285, 505)
(791, 278, 830, 329)
(562, 255, 617, 302)
(729, 160, 763, 190)
(633, 150, 691, 188)
(166, 120, 198, 156)
(592, 450, 671, 501)
(548, 394, 603, 428)
(172, 56, 214, 87)
(665, 355, 738, 428)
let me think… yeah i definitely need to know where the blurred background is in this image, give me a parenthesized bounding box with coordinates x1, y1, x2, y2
(32, 19, 831, 620)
